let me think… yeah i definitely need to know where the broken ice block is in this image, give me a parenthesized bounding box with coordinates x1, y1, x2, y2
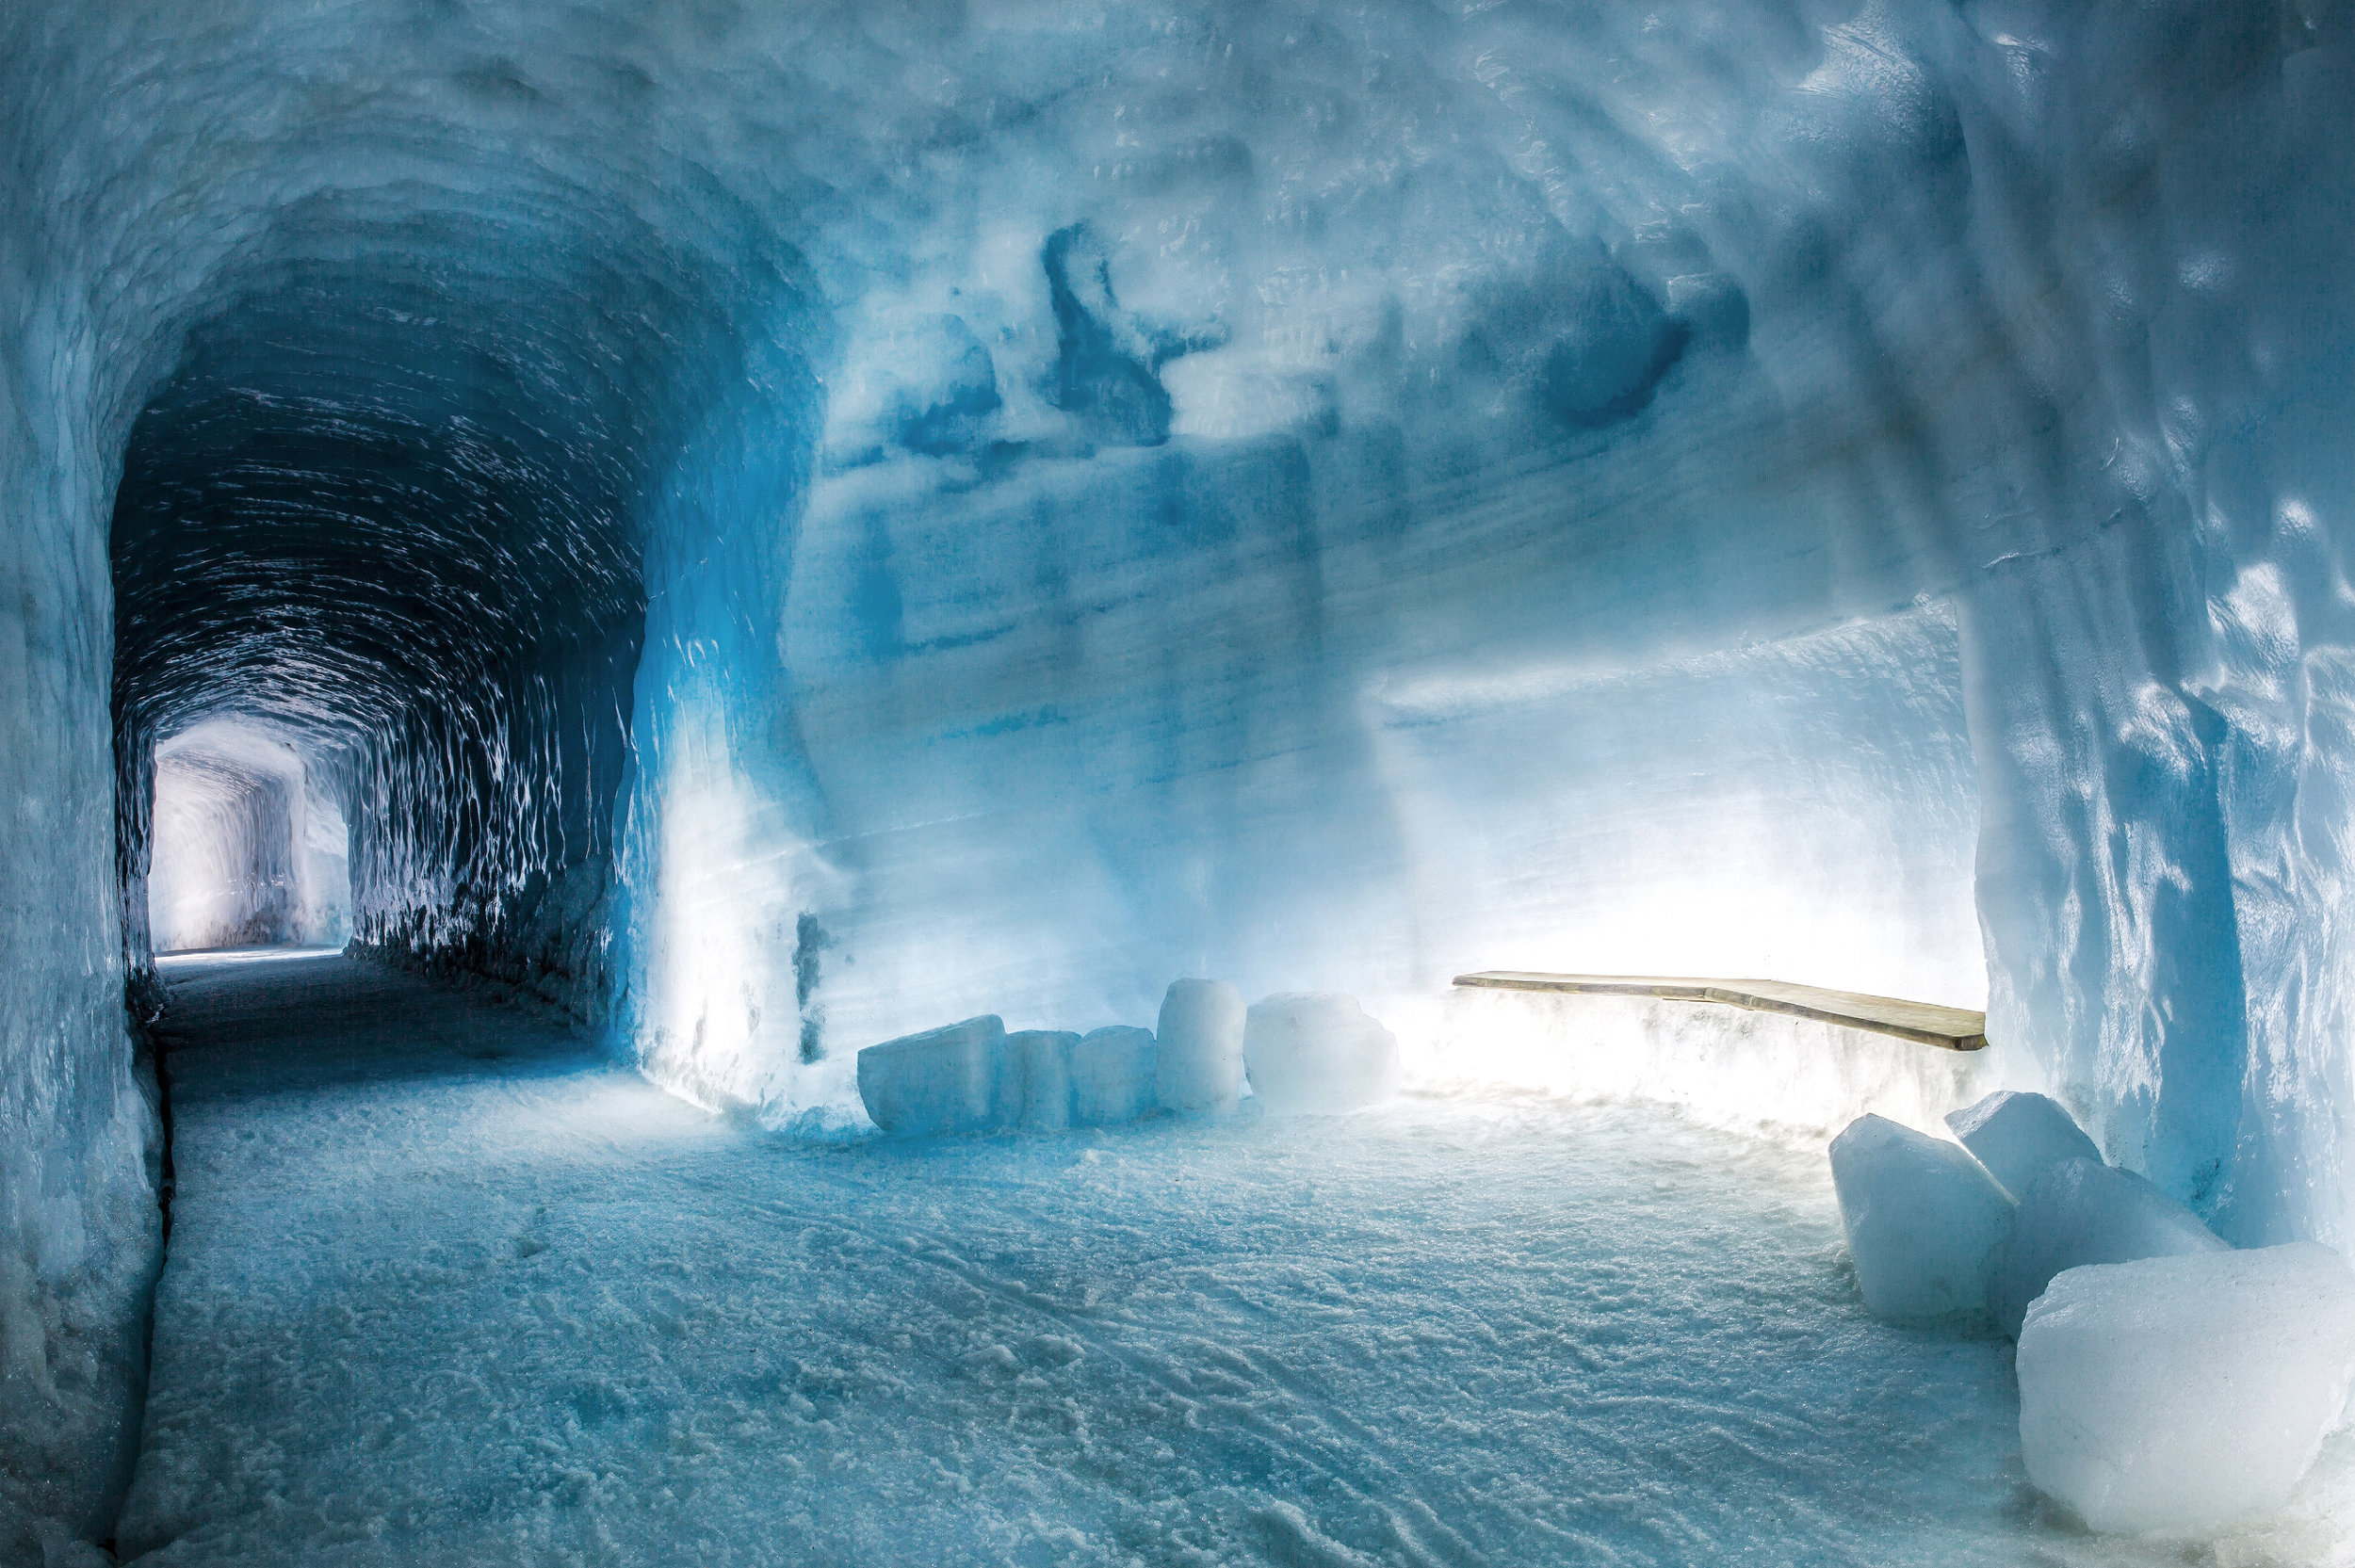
(1156, 979, 1244, 1114)
(1827, 1114, 2013, 1319)
(1945, 1090, 2103, 1200)
(2018, 1243, 2355, 1532)
(1988, 1157, 2225, 1337)
(855, 1015, 1007, 1136)
(1004, 1029, 1080, 1131)
(1241, 993, 1400, 1114)
(1072, 1026, 1157, 1126)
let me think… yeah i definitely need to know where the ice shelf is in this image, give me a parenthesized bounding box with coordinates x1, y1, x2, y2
(1453, 973, 1990, 1052)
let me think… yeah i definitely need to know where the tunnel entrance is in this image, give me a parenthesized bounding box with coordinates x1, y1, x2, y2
(146, 718, 349, 954)
(106, 258, 657, 997)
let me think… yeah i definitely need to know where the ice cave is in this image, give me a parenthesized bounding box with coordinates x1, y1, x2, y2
(6, 1, 2355, 1562)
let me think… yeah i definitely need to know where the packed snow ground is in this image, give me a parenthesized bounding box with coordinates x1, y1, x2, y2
(117, 954, 2355, 1567)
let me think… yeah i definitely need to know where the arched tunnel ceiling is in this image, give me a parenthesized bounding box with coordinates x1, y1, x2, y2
(94, 0, 1890, 757)
(36, 0, 2355, 1247)
(110, 186, 804, 745)
(13, 2, 2355, 1533)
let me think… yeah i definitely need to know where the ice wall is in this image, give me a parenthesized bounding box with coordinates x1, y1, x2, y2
(682, 0, 2355, 1243)
(6, 0, 2355, 1543)
(0, 55, 161, 1544)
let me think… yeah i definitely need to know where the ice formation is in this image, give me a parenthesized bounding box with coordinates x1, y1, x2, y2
(858, 987, 1396, 1133)
(1944, 1091, 2103, 1203)
(1827, 1114, 2014, 1320)
(1155, 979, 1247, 1116)
(854, 1016, 1008, 1138)
(1987, 1157, 2229, 1338)
(1242, 993, 1404, 1115)
(1070, 1026, 1159, 1127)
(5, 0, 2355, 1550)
(142, 948, 2314, 1568)
(2017, 1244, 2355, 1532)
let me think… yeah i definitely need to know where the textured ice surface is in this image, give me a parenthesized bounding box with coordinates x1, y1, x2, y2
(1947, 1091, 2103, 1204)
(1071, 1026, 1158, 1128)
(2019, 1244, 2355, 1533)
(1424, 986, 2015, 1142)
(11, 1, 2355, 1541)
(117, 954, 2355, 1568)
(855, 1016, 1008, 1138)
(1990, 1159, 2228, 1339)
(1242, 994, 1402, 1116)
(1155, 980, 1245, 1116)
(1829, 1114, 2013, 1320)
(1005, 1029, 1082, 1132)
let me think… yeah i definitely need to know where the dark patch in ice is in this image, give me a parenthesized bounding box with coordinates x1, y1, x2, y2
(1538, 262, 1688, 428)
(793, 913, 831, 1063)
(1043, 223, 1227, 447)
(895, 316, 1002, 456)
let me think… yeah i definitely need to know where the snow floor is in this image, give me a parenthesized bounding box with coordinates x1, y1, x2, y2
(117, 952, 2355, 1566)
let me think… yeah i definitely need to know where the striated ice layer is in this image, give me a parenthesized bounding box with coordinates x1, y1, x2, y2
(4, 0, 2355, 1540)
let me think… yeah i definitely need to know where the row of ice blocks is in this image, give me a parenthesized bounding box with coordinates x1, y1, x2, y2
(1830, 1091, 2355, 1532)
(856, 981, 1402, 1137)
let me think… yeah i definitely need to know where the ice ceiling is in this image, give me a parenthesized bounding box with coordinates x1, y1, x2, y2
(6, 0, 2354, 1538)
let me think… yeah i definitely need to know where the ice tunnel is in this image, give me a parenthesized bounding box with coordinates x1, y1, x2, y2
(6, 0, 2355, 1558)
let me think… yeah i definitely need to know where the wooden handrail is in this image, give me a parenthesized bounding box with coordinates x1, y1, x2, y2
(1451, 972, 1988, 1051)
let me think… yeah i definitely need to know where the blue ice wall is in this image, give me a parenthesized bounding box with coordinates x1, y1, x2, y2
(6, 0, 2355, 1540)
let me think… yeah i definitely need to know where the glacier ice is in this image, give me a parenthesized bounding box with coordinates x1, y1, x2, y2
(855, 1016, 1008, 1139)
(1828, 1114, 2013, 1321)
(146, 947, 2338, 1568)
(1944, 1091, 2103, 1203)
(1004, 1028, 1081, 1132)
(3, 0, 2355, 1548)
(1988, 1158, 2228, 1339)
(1155, 980, 1246, 1117)
(1242, 993, 1403, 1116)
(2017, 1244, 2355, 1533)
(1071, 1026, 1158, 1128)
(856, 1016, 1169, 1136)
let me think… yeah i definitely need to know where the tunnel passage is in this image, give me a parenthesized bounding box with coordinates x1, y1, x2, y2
(107, 197, 815, 1016)
(146, 718, 349, 954)
(110, 265, 642, 997)
(13, 2, 2355, 1554)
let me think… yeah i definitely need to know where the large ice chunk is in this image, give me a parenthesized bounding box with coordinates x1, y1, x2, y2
(1072, 1026, 1157, 1127)
(1003, 1029, 1080, 1132)
(1944, 1091, 2103, 1200)
(2018, 1243, 2355, 1532)
(855, 1015, 1007, 1137)
(1988, 1157, 2225, 1337)
(1242, 993, 1401, 1115)
(1827, 1114, 2013, 1320)
(1155, 979, 1244, 1114)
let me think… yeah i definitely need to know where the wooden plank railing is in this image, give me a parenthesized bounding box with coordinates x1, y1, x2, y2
(1451, 972, 1989, 1051)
